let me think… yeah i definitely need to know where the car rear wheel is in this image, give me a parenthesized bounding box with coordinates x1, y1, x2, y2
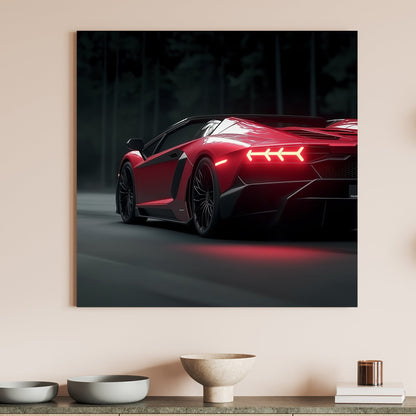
(191, 157, 220, 237)
(117, 162, 146, 224)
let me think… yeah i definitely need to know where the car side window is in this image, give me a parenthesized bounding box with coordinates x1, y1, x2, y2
(143, 139, 160, 157)
(155, 121, 207, 154)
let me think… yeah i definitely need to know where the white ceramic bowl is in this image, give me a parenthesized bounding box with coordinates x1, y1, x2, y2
(0, 381, 58, 403)
(67, 375, 149, 404)
(180, 353, 256, 403)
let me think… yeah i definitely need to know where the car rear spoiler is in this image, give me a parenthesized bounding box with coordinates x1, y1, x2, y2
(234, 114, 327, 128)
(177, 114, 327, 128)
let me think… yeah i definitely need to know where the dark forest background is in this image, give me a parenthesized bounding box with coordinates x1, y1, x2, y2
(77, 31, 357, 191)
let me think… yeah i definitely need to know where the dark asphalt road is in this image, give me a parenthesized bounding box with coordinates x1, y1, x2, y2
(77, 193, 357, 307)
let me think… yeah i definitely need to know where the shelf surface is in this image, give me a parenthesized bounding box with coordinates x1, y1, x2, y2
(0, 396, 415, 414)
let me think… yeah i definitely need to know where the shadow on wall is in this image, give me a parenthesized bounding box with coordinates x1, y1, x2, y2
(57, 362, 337, 397)
(140, 361, 191, 395)
(70, 31, 77, 308)
(410, 236, 416, 266)
(57, 360, 189, 397)
(412, 110, 416, 135)
(295, 370, 336, 396)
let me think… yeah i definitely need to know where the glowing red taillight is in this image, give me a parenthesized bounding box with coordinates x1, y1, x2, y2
(246, 147, 304, 162)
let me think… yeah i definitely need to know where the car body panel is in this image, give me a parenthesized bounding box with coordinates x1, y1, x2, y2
(117, 115, 357, 231)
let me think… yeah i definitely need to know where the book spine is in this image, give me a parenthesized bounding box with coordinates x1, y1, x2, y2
(335, 395, 405, 404)
(336, 388, 405, 396)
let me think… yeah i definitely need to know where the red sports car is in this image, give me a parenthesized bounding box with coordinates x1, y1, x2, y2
(116, 115, 357, 236)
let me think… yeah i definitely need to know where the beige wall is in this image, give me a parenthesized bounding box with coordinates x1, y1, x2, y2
(1, 0, 416, 397)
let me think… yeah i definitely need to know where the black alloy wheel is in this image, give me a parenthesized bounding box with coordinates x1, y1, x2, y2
(118, 162, 138, 224)
(191, 158, 220, 237)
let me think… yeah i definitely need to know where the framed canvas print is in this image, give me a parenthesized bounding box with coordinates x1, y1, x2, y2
(77, 31, 357, 307)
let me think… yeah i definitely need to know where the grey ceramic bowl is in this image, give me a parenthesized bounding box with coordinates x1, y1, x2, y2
(0, 381, 58, 404)
(67, 375, 149, 404)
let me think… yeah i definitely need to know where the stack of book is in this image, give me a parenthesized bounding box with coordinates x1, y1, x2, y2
(335, 382, 405, 404)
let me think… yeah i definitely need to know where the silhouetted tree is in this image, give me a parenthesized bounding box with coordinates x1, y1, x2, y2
(275, 32, 283, 114)
(100, 33, 108, 189)
(110, 33, 120, 183)
(139, 32, 146, 138)
(310, 32, 317, 116)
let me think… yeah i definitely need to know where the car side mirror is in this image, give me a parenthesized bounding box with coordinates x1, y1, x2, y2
(126, 138, 145, 151)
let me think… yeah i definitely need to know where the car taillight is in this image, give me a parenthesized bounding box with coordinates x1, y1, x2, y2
(246, 146, 304, 162)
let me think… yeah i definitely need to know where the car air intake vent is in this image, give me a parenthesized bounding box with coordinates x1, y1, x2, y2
(283, 129, 340, 140)
(314, 156, 357, 179)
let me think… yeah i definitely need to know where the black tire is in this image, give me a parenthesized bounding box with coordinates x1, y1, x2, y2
(117, 162, 146, 224)
(191, 157, 220, 237)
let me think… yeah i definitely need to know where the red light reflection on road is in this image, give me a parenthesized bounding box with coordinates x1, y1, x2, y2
(177, 244, 336, 263)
